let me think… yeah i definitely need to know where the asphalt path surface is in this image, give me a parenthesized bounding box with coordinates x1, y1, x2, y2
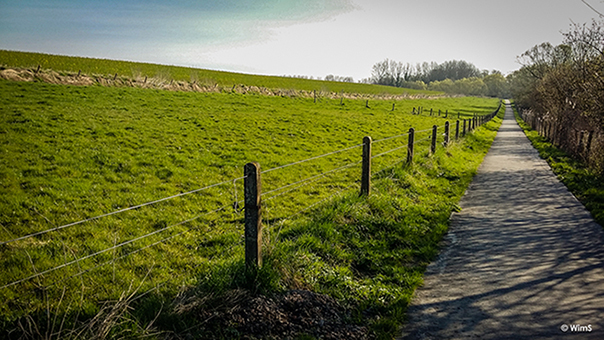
(400, 102, 604, 339)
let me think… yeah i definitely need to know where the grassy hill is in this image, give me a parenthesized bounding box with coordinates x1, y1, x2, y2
(0, 53, 501, 338)
(0, 50, 440, 96)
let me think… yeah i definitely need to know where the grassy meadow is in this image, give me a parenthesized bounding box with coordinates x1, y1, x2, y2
(1, 58, 501, 338)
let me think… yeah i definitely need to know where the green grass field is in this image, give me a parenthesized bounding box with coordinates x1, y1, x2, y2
(1, 59, 500, 338)
(1, 50, 440, 97)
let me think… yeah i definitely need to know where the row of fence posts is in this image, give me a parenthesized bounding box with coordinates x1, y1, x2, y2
(244, 108, 499, 269)
(523, 111, 595, 161)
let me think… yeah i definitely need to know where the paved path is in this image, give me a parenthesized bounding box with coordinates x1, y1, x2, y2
(400, 102, 604, 339)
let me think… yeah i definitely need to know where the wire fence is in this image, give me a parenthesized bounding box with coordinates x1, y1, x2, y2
(518, 105, 604, 173)
(0, 103, 501, 302)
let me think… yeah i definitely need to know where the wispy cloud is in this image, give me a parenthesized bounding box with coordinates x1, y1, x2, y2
(0, 0, 355, 50)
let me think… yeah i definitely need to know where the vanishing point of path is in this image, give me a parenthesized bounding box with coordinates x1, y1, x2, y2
(401, 102, 604, 339)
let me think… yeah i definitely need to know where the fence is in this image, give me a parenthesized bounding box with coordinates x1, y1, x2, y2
(518, 105, 604, 172)
(242, 101, 501, 268)
(0, 102, 501, 299)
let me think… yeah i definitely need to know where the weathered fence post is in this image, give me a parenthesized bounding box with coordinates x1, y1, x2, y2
(407, 128, 415, 163)
(578, 130, 585, 156)
(430, 108, 433, 116)
(361, 136, 372, 196)
(586, 131, 594, 161)
(455, 120, 460, 140)
(244, 162, 262, 269)
(431, 125, 437, 155)
(445, 110, 448, 118)
(463, 119, 467, 136)
(392, 103, 396, 111)
(444, 121, 450, 147)
(366, 100, 370, 108)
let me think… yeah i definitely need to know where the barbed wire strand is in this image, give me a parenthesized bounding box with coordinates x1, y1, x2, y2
(413, 127, 437, 134)
(0, 178, 241, 247)
(262, 143, 364, 174)
(264, 167, 359, 209)
(272, 182, 360, 237)
(372, 132, 409, 144)
(414, 135, 434, 144)
(262, 160, 362, 199)
(371, 143, 409, 159)
(130, 233, 246, 304)
(0, 204, 230, 290)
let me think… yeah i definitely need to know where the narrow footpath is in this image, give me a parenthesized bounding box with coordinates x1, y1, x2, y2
(401, 102, 604, 339)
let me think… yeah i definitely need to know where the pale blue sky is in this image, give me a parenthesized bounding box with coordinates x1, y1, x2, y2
(1, 0, 601, 80)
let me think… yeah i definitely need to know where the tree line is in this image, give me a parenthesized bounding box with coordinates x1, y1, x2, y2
(364, 58, 510, 98)
(509, 19, 604, 172)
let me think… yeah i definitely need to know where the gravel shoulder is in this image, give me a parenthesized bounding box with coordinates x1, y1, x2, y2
(400, 102, 604, 339)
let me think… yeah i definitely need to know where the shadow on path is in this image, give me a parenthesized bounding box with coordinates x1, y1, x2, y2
(400, 103, 604, 339)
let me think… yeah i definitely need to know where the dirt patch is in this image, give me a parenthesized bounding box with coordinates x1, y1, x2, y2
(176, 289, 370, 339)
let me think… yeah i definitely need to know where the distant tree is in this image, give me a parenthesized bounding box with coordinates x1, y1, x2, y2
(325, 74, 355, 83)
(452, 77, 486, 96)
(425, 60, 481, 82)
(428, 78, 454, 92)
(370, 59, 393, 85)
(483, 72, 510, 98)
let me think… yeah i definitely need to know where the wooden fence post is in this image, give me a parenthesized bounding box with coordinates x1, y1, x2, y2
(455, 120, 460, 140)
(407, 128, 415, 163)
(392, 103, 396, 111)
(244, 162, 262, 269)
(463, 119, 466, 136)
(431, 125, 437, 155)
(586, 131, 594, 160)
(578, 130, 585, 155)
(361, 136, 372, 196)
(444, 121, 450, 147)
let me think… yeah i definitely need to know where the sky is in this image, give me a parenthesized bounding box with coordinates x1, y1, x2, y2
(1, 0, 603, 81)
